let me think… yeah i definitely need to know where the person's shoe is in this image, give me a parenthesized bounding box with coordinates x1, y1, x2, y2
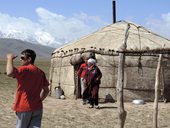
(95, 105, 100, 109)
(89, 105, 94, 108)
(82, 99, 87, 105)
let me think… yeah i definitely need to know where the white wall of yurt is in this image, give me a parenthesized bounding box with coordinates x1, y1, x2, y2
(94, 54, 170, 102)
(49, 51, 170, 102)
(49, 55, 75, 98)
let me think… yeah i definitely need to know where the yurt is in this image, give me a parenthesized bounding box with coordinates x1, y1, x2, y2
(49, 20, 170, 102)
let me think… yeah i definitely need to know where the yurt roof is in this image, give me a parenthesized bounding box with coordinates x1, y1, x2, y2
(52, 20, 170, 57)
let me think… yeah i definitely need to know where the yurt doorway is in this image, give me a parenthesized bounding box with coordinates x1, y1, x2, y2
(74, 62, 84, 99)
(72, 52, 96, 99)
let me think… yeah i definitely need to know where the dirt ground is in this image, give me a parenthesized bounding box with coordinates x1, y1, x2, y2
(0, 60, 170, 128)
(1, 95, 170, 128)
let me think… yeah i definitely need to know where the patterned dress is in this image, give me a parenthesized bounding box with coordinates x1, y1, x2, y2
(83, 65, 102, 106)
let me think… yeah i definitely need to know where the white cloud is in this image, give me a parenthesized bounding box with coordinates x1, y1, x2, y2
(35, 8, 107, 43)
(1, 8, 170, 48)
(0, 7, 107, 48)
(145, 12, 170, 39)
(35, 31, 55, 45)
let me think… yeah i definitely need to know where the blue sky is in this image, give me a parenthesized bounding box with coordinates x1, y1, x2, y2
(0, 0, 170, 47)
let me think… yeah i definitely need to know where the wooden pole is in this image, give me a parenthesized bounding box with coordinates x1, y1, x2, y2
(153, 54, 162, 128)
(116, 53, 127, 128)
(116, 23, 130, 128)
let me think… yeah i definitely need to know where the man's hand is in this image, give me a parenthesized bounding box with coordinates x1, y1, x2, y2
(6, 54, 17, 60)
(6, 53, 17, 77)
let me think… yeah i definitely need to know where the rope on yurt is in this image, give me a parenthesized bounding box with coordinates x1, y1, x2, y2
(138, 54, 143, 76)
(137, 26, 143, 76)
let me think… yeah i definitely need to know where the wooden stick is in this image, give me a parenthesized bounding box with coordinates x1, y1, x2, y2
(116, 23, 130, 128)
(116, 53, 127, 128)
(153, 54, 162, 128)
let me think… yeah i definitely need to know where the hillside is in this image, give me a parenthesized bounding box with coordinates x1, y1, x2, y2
(0, 38, 56, 59)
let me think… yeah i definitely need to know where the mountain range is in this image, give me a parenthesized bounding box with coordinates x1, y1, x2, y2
(0, 30, 65, 48)
(0, 38, 56, 59)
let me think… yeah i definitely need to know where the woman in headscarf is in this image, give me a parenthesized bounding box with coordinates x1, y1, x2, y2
(82, 58, 102, 109)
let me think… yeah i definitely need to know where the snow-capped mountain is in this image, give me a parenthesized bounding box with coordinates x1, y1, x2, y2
(0, 30, 65, 48)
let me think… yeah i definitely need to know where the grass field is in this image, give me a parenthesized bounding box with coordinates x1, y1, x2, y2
(0, 60, 51, 126)
(0, 59, 51, 127)
(0, 59, 51, 100)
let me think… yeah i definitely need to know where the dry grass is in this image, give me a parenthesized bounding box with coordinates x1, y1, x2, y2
(0, 60, 170, 128)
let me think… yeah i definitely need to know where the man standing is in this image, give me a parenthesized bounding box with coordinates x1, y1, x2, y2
(6, 49, 49, 128)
